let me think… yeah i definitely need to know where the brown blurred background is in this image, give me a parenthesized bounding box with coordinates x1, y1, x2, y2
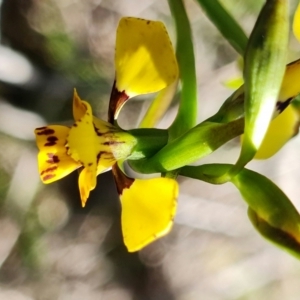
(0, 0, 300, 299)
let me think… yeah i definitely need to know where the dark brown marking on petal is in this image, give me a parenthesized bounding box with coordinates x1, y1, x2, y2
(108, 80, 129, 124)
(96, 151, 106, 162)
(103, 141, 124, 146)
(43, 174, 56, 181)
(286, 58, 300, 67)
(93, 124, 103, 136)
(36, 126, 47, 130)
(86, 112, 90, 116)
(276, 97, 293, 114)
(44, 136, 58, 147)
(147, 20, 150, 24)
(111, 164, 134, 195)
(73, 123, 78, 127)
(46, 154, 60, 164)
(96, 151, 115, 164)
(41, 166, 58, 176)
(88, 162, 93, 166)
(37, 128, 55, 135)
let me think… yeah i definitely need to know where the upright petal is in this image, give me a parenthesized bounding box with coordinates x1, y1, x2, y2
(35, 125, 80, 183)
(110, 17, 179, 122)
(115, 17, 178, 96)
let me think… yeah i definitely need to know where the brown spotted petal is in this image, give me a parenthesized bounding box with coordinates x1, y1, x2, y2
(35, 125, 80, 183)
(67, 100, 100, 206)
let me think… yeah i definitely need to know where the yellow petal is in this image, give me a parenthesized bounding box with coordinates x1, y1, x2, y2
(293, 3, 300, 42)
(120, 177, 179, 252)
(35, 125, 80, 183)
(93, 115, 115, 134)
(255, 105, 299, 159)
(115, 17, 178, 97)
(278, 59, 300, 102)
(96, 153, 115, 175)
(67, 101, 99, 201)
(139, 79, 178, 128)
(78, 167, 97, 207)
(73, 89, 87, 121)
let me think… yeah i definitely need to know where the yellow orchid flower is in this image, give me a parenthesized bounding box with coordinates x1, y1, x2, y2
(107, 17, 179, 251)
(112, 164, 178, 252)
(35, 17, 180, 252)
(35, 90, 136, 207)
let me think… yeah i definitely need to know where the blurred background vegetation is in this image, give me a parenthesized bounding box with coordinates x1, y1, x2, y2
(1, 0, 300, 299)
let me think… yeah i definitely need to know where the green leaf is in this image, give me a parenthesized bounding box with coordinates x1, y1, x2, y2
(195, 0, 248, 55)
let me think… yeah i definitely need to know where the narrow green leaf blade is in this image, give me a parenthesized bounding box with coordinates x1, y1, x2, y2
(195, 0, 248, 55)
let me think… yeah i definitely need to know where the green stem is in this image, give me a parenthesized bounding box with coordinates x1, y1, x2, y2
(180, 163, 232, 184)
(195, 0, 248, 55)
(129, 118, 244, 174)
(168, 0, 198, 140)
(128, 128, 168, 160)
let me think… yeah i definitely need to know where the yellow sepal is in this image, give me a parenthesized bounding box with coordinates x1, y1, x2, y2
(293, 3, 300, 42)
(35, 125, 80, 183)
(78, 167, 97, 207)
(115, 17, 178, 97)
(120, 177, 178, 252)
(255, 105, 299, 159)
(278, 59, 300, 101)
(73, 89, 87, 121)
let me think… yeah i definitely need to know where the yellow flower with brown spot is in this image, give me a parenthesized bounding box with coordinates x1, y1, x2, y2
(35, 90, 136, 207)
(35, 17, 180, 252)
